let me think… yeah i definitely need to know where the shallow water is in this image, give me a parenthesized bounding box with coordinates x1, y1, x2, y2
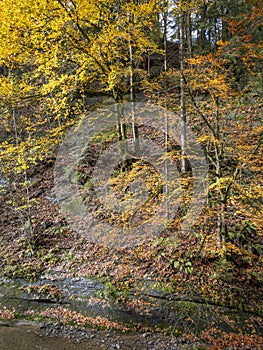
(0, 273, 262, 339)
(0, 273, 161, 327)
(0, 324, 105, 350)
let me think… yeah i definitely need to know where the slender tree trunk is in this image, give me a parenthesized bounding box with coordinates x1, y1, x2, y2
(128, 10, 139, 155)
(186, 11, 192, 60)
(200, 1, 207, 48)
(163, 7, 169, 221)
(163, 2, 168, 72)
(179, 11, 187, 173)
(214, 98, 228, 247)
(164, 112, 170, 222)
(116, 104, 128, 172)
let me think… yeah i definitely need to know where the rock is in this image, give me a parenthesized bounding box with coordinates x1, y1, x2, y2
(13, 320, 39, 327)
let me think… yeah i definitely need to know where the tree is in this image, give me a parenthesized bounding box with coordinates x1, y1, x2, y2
(0, 0, 161, 243)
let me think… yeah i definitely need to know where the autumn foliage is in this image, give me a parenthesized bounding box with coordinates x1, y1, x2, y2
(0, 0, 262, 347)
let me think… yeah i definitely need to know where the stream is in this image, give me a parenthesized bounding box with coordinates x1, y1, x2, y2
(0, 272, 169, 349)
(0, 271, 157, 326)
(0, 272, 262, 349)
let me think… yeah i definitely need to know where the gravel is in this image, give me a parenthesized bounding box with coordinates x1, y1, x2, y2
(38, 321, 198, 349)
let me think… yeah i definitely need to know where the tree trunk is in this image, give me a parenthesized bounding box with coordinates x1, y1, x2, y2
(128, 12, 140, 155)
(200, 1, 207, 49)
(179, 11, 187, 173)
(186, 11, 192, 60)
(163, 2, 168, 72)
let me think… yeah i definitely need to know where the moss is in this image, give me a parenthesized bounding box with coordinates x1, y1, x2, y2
(2, 264, 39, 281)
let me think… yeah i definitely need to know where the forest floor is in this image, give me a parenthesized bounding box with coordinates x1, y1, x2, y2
(0, 157, 263, 349)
